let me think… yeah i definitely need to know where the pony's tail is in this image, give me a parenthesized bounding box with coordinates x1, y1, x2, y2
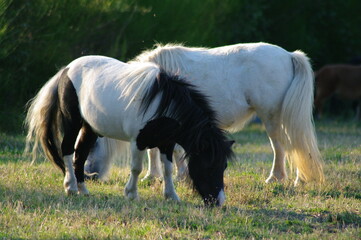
(280, 51, 324, 183)
(25, 69, 65, 174)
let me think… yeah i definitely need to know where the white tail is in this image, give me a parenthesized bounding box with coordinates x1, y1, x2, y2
(280, 51, 324, 183)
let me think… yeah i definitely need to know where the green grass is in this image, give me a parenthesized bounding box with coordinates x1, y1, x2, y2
(1, 120, 360, 239)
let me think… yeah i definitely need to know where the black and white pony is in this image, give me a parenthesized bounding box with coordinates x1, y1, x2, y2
(25, 56, 234, 206)
(85, 42, 325, 185)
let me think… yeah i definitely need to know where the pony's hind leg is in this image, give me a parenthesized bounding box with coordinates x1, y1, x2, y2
(143, 146, 188, 183)
(174, 145, 188, 182)
(124, 141, 145, 200)
(61, 122, 82, 195)
(265, 135, 287, 183)
(63, 155, 77, 195)
(73, 123, 98, 195)
(142, 148, 162, 182)
(261, 116, 288, 183)
(58, 68, 83, 195)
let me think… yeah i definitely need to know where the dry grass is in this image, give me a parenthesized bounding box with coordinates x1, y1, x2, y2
(0, 120, 360, 239)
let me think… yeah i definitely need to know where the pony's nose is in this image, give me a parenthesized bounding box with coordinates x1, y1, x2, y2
(204, 190, 226, 207)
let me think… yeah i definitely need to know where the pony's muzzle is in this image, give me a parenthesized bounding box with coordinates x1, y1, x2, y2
(217, 189, 226, 206)
(204, 189, 226, 207)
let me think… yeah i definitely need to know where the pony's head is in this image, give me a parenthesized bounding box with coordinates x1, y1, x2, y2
(186, 130, 234, 207)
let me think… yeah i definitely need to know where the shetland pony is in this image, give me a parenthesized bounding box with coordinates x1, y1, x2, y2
(314, 64, 361, 120)
(25, 56, 234, 206)
(85, 42, 325, 185)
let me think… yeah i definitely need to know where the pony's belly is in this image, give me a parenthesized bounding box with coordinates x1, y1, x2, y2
(217, 106, 254, 131)
(81, 108, 138, 141)
(87, 118, 129, 140)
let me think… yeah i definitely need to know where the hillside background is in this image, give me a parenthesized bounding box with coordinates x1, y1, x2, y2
(1, 0, 361, 132)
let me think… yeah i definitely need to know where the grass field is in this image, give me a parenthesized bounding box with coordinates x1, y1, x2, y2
(0, 120, 360, 239)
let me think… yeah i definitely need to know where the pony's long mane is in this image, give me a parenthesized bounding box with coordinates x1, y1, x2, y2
(114, 61, 161, 109)
(140, 71, 233, 165)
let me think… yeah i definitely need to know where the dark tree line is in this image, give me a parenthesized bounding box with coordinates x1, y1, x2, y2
(1, 0, 360, 131)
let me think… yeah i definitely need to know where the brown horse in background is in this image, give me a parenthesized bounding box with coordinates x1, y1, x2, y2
(314, 64, 361, 120)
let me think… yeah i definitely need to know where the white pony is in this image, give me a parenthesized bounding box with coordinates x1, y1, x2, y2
(85, 42, 325, 185)
(25, 56, 234, 206)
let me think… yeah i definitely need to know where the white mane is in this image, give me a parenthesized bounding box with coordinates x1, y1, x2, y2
(114, 61, 161, 109)
(132, 43, 207, 74)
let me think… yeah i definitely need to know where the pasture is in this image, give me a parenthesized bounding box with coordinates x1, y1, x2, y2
(0, 120, 360, 239)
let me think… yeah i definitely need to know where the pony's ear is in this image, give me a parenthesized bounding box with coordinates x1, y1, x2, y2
(227, 140, 235, 148)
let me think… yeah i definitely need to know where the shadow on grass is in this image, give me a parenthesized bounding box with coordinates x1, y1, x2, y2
(2, 182, 360, 237)
(222, 206, 361, 235)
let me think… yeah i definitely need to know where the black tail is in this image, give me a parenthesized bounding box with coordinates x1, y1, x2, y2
(25, 69, 66, 174)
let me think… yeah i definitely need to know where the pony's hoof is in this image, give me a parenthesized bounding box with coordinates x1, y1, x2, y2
(265, 176, 277, 183)
(77, 182, 90, 195)
(124, 188, 139, 200)
(64, 175, 78, 195)
(265, 174, 287, 184)
(64, 182, 78, 196)
(141, 174, 159, 183)
(164, 192, 180, 202)
(175, 173, 190, 183)
(65, 188, 78, 196)
(293, 177, 306, 187)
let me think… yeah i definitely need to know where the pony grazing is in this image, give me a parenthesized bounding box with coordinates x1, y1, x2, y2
(314, 64, 361, 120)
(85, 42, 325, 185)
(25, 56, 234, 206)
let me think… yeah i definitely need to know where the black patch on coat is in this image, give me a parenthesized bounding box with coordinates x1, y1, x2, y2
(136, 117, 181, 160)
(58, 68, 83, 156)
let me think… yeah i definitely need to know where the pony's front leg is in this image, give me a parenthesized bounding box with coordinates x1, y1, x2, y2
(160, 153, 180, 201)
(124, 141, 145, 200)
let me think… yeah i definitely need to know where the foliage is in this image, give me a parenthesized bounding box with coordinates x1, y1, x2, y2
(0, 121, 360, 239)
(1, 0, 361, 132)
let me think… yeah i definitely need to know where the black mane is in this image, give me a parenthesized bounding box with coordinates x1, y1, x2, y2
(140, 71, 233, 165)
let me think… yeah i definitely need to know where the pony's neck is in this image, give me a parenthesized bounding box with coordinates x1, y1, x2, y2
(175, 123, 214, 156)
